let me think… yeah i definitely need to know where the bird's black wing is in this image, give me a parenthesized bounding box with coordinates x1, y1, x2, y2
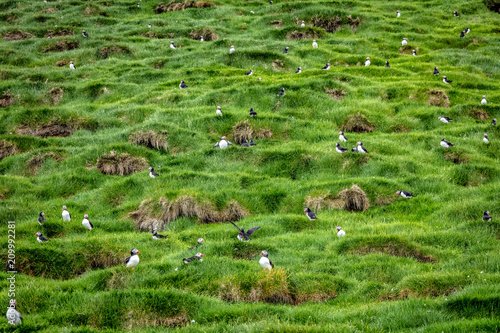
(89, 220, 94, 228)
(246, 226, 261, 236)
(69, 213, 71, 219)
(158, 233, 167, 238)
(309, 212, 317, 220)
(269, 259, 274, 269)
(229, 221, 242, 232)
(40, 236, 48, 241)
(125, 256, 131, 264)
(403, 191, 413, 197)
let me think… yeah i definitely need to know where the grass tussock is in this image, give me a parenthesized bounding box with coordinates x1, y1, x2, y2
(311, 15, 342, 32)
(99, 46, 131, 59)
(41, 39, 79, 53)
(129, 196, 248, 231)
(189, 27, 219, 41)
(339, 184, 370, 211)
(96, 152, 147, 176)
(0, 91, 14, 108)
(346, 15, 361, 30)
(2, 30, 34, 41)
(304, 192, 343, 211)
(428, 89, 450, 107)
(155, 1, 214, 13)
(341, 113, 374, 133)
(44, 29, 73, 38)
(325, 88, 346, 100)
(270, 20, 283, 28)
(129, 130, 168, 151)
(125, 313, 188, 329)
(444, 150, 469, 164)
(232, 120, 272, 144)
(56, 59, 69, 67)
(17, 121, 73, 138)
(26, 152, 65, 174)
(485, 0, 500, 13)
(47, 87, 64, 105)
(469, 108, 489, 120)
(0, 140, 18, 161)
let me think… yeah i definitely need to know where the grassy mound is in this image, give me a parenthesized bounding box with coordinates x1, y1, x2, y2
(96, 152, 147, 176)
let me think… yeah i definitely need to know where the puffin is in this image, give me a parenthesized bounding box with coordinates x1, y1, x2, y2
(277, 88, 285, 96)
(62, 205, 71, 222)
(433, 67, 440, 75)
(199, 36, 204, 42)
(69, 61, 76, 70)
(259, 251, 274, 270)
(322, 63, 330, 70)
(230, 221, 261, 241)
(249, 139, 256, 146)
(149, 166, 159, 178)
(300, 20, 305, 27)
(492, 119, 497, 126)
(38, 212, 46, 225)
(396, 10, 400, 18)
(241, 139, 250, 147)
(188, 238, 205, 250)
(482, 210, 492, 222)
(245, 69, 254, 76)
(460, 31, 465, 38)
(229, 45, 235, 54)
(385, 61, 390, 68)
(401, 38, 408, 46)
(152, 229, 167, 239)
(249, 107, 257, 117)
(216, 106, 223, 116)
(440, 138, 454, 149)
(183, 252, 204, 264)
(304, 207, 317, 221)
(82, 214, 93, 231)
(125, 248, 140, 268)
(170, 41, 176, 49)
(335, 142, 348, 154)
(148, 24, 152, 28)
(6, 300, 22, 326)
(336, 226, 346, 237)
(295, 67, 302, 74)
(412, 49, 417, 56)
(35, 232, 48, 243)
(443, 76, 452, 84)
(396, 190, 414, 198)
(357, 141, 368, 153)
(483, 133, 489, 144)
(283, 46, 290, 54)
(82, 30, 89, 38)
(438, 116, 452, 124)
(351, 146, 358, 152)
(137, 2, 140, 7)
(481, 95, 487, 105)
(179, 80, 188, 89)
(465, 27, 470, 33)
(214, 136, 232, 149)
(364, 57, 370, 67)
(312, 40, 318, 48)
(453, 11, 460, 17)
(339, 131, 348, 142)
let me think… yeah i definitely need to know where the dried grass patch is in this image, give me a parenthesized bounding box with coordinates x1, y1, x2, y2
(346, 15, 361, 30)
(56, 60, 69, 67)
(341, 113, 374, 133)
(304, 192, 342, 211)
(272, 59, 285, 71)
(444, 150, 469, 164)
(129, 130, 168, 151)
(231, 121, 273, 143)
(339, 184, 370, 212)
(41, 39, 79, 53)
(17, 122, 73, 138)
(311, 15, 342, 32)
(285, 29, 323, 40)
(469, 108, 489, 120)
(2, 31, 34, 41)
(44, 29, 73, 38)
(0, 140, 18, 161)
(427, 89, 450, 107)
(155, 1, 214, 13)
(96, 152, 147, 176)
(99, 46, 131, 59)
(125, 313, 189, 329)
(325, 88, 346, 100)
(189, 27, 219, 41)
(48, 87, 64, 105)
(0, 91, 14, 108)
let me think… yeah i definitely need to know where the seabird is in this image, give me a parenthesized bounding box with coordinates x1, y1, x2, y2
(69, 61, 76, 70)
(245, 69, 253, 76)
(339, 131, 348, 142)
(82, 30, 88, 38)
(460, 31, 465, 38)
(396, 10, 400, 17)
(351, 146, 358, 152)
(300, 20, 305, 27)
(443, 76, 452, 84)
(216, 106, 222, 116)
(322, 63, 330, 70)
(401, 38, 408, 46)
(304, 207, 317, 221)
(277, 88, 285, 96)
(249, 139, 256, 146)
(283, 46, 290, 54)
(241, 139, 250, 147)
(364, 57, 370, 66)
(82, 214, 93, 231)
(412, 49, 417, 56)
(170, 41, 176, 49)
(357, 141, 368, 153)
(295, 67, 302, 74)
(385, 61, 390, 67)
(482, 210, 492, 222)
(483, 133, 489, 144)
(440, 138, 454, 149)
(396, 190, 414, 198)
(335, 142, 348, 153)
(230, 221, 261, 241)
(259, 251, 274, 270)
(453, 11, 460, 17)
(149, 166, 159, 178)
(38, 212, 46, 225)
(125, 248, 140, 268)
(199, 36, 204, 42)
(312, 40, 318, 48)
(62, 205, 71, 222)
(433, 67, 440, 75)
(35, 232, 48, 243)
(438, 116, 452, 124)
(336, 226, 346, 237)
(188, 238, 205, 250)
(214, 136, 232, 149)
(465, 27, 470, 33)
(148, 24, 152, 28)
(179, 80, 188, 89)
(481, 95, 487, 105)
(152, 229, 167, 239)
(249, 107, 257, 117)
(229, 45, 235, 54)
(137, 2, 140, 7)
(492, 118, 497, 126)
(183, 252, 204, 264)
(6, 300, 22, 325)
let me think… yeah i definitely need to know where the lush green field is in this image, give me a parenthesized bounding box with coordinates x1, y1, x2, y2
(1, 0, 500, 331)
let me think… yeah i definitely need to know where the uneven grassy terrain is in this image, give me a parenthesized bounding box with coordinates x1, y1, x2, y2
(1, 0, 500, 331)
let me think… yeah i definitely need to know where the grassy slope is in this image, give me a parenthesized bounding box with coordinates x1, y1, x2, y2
(1, 0, 500, 331)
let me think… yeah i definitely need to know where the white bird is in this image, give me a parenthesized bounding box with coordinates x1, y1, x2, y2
(396, 10, 400, 18)
(216, 106, 222, 116)
(338, 131, 348, 142)
(440, 138, 454, 149)
(401, 38, 408, 46)
(357, 141, 368, 153)
(35, 232, 48, 243)
(199, 36, 204, 42)
(438, 116, 452, 124)
(6, 300, 22, 325)
(336, 226, 345, 237)
(312, 39, 318, 48)
(125, 248, 140, 268)
(82, 214, 93, 231)
(364, 57, 370, 66)
(229, 45, 235, 54)
(259, 250, 274, 270)
(483, 133, 489, 144)
(170, 41, 176, 49)
(300, 20, 305, 27)
(481, 95, 487, 105)
(148, 24, 152, 28)
(149, 166, 159, 178)
(69, 61, 76, 70)
(214, 136, 232, 149)
(62, 205, 71, 222)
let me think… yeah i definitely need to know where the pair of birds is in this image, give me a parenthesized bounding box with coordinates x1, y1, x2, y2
(433, 67, 453, 84)
(241, 138, 257, 147)
(335, 141, 368, 154)
(216, 105, 258, 117)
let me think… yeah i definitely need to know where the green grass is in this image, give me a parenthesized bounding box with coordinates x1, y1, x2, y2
(1, 0, 500, 331)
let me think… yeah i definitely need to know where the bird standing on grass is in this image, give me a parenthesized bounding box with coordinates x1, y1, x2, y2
(385, 61, 390, 67)
(465, 27, 470, 33)
(482, 210, 492, 222)
(214, 136, 232, 149)
(229, 45, 235, 54)
(396, 190, 414, 198)
(38, 212, 46, 226)
(401, 38, 408, 46)
(249, 139, 256, 146)
(397, 10, 400, 18)
(6, 300, 22, 325)
(241, 139, 250, 147)
(365, 57, 371, 66)
(433, 67, 440, 75)
(357, 141, 368, 153)
(62, 205, 71, 222)
(412, 49, 417, 56)
(183, 252, 204, 264)
(438, 116, 452, 124)
(199, 36, 204, 42)
(125, 248, 140, 268)
(483, 133, 489, 144)
(295, 67, 302, 74)
(443, 76, 452, 84)
(148, 24, 152, 28)
(216, 106, 222, 116)
(440, 138, 454, 149)
(69, 61, 76, 70)
(170, 41, 176, 49)
(82, 30, 88, 38)
(339, 131, 348, 142)
(230, 221, 261, 241)
(249, 107, 257, 117)
(460, 31, 465, 38)
(259, 251, 274, 270)
(300, 20, 305, 27)
(304, 207, 317, 221)
(492, 119, 497, 126)
(312, 40, 318, 48)
(481, 95, 487, 105)
(322, 63, 330, 70)
(277, 88, 285, 96)
(179, 80, 188, 89)
(188, 238, 205, 250)
(335, 142, 348, 153)
(82, 214, 93, 231)
(152, 229, 167, 239)
(283, 46, 290, 54)
(149, 167, 159, 178)
(453, 11, 460, 17)
(35, 232, 48, 243)
(336, 226, 346, 237)
(245, 69, 254, 76)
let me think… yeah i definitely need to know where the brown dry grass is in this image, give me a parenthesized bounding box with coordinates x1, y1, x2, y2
(311, 15, 342, 32)
(96, 152, 147, 176)
(341, 113, 374, 133)
(2, 31, 34, 41)
(155, 1, 214, 13)
(444, 150, 469, 164)
(270, 20, 283, 28)
(41, 40, 79, 53)
(99, 46, 131, 59)
(129, 196, 248, 231)
(17, 122, 73, 138)
(427, 89, 450, 107)
(232, 120, 254, 144)
(346, 15, 361, 30)
(304, 192, 343, 211)
(0, 91, 14, 108)
(125, 313, 188, 329)
(325, 88, 346, 100)
(469, 108, 489, 120)
(374, 196, 397, 206)
(285, 30, 323, 40)
(44, 29, 73, 38)
(272, 59, 285, 71)
(0, 140, 18, 161)
(189, 27, 219, 41)
(339, 184, 370, 211)
(398, 45, 415, 54)
(255, 128, 273, 139)
(129, 130, 168, 151)
(48, 87, 64, 105)
(152, 60, 164, 69)
(56, 60, 69, 67)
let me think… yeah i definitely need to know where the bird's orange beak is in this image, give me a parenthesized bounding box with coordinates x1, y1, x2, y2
(34, 233, 37, 236)
(201, 254, 204, 257)
(138, 251, 141, 254)
(260, 252, 263, 255)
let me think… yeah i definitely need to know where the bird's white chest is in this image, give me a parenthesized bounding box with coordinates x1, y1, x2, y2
(440, 119, 449, 124)
(312, 42, 318, 48)
(401, 40, 407, 45)
(397, 13, 400, 17)
(365, 61, 370, 67)
(62, 211, 71, 221)
(82, 218, 92, 230)
(443, 79, 448, 84)
(37, 237, 44, 243)
(149, 172, 156, 178)
(219, 140, 228, 149)
(216, 109, 222, 116)
(127, 255, 140, 267)
(229, 48, 235, 53)
(336, 146, 344, 153)
(358, 145, 366, 153)
(259, 257, 272, 270)
(69, 64, 75, 69)
(6, 309, 21, 325)
(237, 234, 246, 241)
(337, 230, 346, 237)
(481, 99, 487, 105)
(440, 141, 449, 148)
(170, 45, 175, 49)
(483, 137, 489, 144)
(339, 135, 347, 142)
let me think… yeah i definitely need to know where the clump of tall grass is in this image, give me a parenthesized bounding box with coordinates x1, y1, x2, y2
(341, 113, 374, 133)
(129, 130, 168, 152)
(0, 140, 18, 161)
(339, 184, 370, 211)
(96, 151, 147, 176)
(155, 1, 214, 14)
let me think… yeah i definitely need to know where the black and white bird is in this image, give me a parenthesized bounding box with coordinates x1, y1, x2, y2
(401, 38, 408, 46)
(214, 136, 232, 149)
(82, 214, 93, 231)
(385, 61, 390, 68)
(453, 11, 460, 17)
(245, 69, 254, 76)
(137, 2, 140, 7)
(364, 57, 371, 66)
(339, 131, 348, 142)
(492, 118, 497, 126)
(438, 116, 452, 124)
(483, 133, 489, 144)
(148, 24, 152, 28)
(199, 36, 204, 42)
(183, 252, 204, 264)
(152, 229, 167, 239)
(69, 61, 76, 70)
(249, 139, 256, 146)
(312, 39, 318, 48)
(229, 45, 235, 54)
(241, 139, 250, 147)
(295, 67, 302, 74)
(6, 300, 22, 326)
(283, 46, 290, 54)
(433, 67, 440, 75)
(465, 27, 470, 33)
(179, 80, 188, 89)
(357, 141, 368, 153)
(35, 232, 48, 243)
(322, 63, 330, 70)
(481, 95, 487, 105)
(351, 146, 358, 152)
(336, 226, 345, 237)
(125, 248, 140, 268)
(304, 207, 317, 221)
(396, 190, 414, 198)
(412, 49, 417, 56)
(216, 106, 223, 116)
(277, 88, 285, 96)
(38, 212, 46, 225)
(230, 221, 261, 241)
(300, 20, 305, 27)
(62, 205, 71, 222)
(443, 76, 452, 84)
(188, 238, 205, 250)
(170, 41, 176, 49)
(396, 10, 400, 17)
(259, 251, 274, 270)
(460, 30, 465, 38)
(482, 210, 492, 222)
(335, 142, 348, 153)
(440, 138, 454, 149)
(149, 166, 159, 178)
(249, 107, 257, 117)
(82, 30, 88, 38)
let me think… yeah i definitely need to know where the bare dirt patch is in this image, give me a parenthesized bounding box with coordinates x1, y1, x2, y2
(17, 122, 73, 138)
(285, 29, 323, 40)
(99, 46, 131, 59)
(48, 87, 64, 105)
(0, 140, 18, 161)
(41, 40, 79, 53)
(346, 15, 361, 30)
(428, 89, 450, 107)
(44, 29, 73, 38)
(0, 91, 14, 108)
(444, 150, 469, 164)
(341, 113, 374, 133)
(2, 31, 34, 41)
(311, 15, 342, 32)
(56, 60, 69, 67)
(469, 108, 489, 120)
(96, 152, 147, 176)
(325, 88, 346, 100)
(189, 27, 219, 41)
